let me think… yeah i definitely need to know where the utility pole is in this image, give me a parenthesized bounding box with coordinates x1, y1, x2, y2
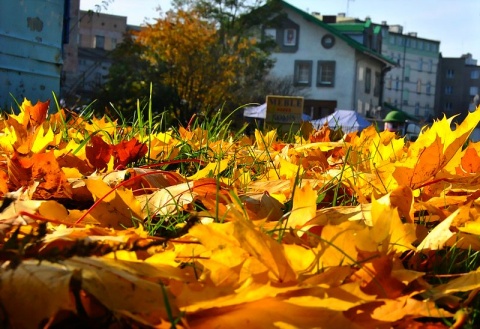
(346, 0, 355, 16)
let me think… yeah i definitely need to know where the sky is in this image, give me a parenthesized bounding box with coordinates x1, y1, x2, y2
(80, 0, 480, 60)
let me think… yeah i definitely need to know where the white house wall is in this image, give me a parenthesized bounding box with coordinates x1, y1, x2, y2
(268, 7, 356, 110)
(354, 52, 382, 116)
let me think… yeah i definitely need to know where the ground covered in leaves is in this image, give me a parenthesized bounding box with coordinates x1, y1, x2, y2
(1, 100, 480, 328)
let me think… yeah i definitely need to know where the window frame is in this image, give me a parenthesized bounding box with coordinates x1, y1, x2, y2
(470, 86, 479, 96)
(294, 60, 313, 86)
(374, 71, 381, 97)
(316, 60, 336, 87)
(365, 67, 372, 94)
(94, 35, 105, 49)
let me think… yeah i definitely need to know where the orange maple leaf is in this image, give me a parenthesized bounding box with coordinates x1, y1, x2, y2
(8, 151, 72, 199)
(112, 137, 148, 168)
(85, 135, 113, 171)
(24, 99, 49, 128)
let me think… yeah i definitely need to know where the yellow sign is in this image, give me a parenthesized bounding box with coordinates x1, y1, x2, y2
(266, 95, 304, 124)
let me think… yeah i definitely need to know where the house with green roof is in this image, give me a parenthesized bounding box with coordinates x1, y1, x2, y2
(263, 1, 396, 120)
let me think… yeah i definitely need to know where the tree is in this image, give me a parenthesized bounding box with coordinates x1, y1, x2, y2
(135, 2, 279, 124)
(170, 0, 283, 105)
(93, 33, 177, 120)
(246, 75, 310, 104)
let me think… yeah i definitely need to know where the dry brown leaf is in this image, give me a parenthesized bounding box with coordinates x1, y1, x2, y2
(0, 260, 76, 328)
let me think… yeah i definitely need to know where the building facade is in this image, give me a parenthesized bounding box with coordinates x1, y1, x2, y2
(382, 25, 440, 120)
(265, 2, 395, 120)
(61, 6, 135, 105)
(436, 53, 480, 120)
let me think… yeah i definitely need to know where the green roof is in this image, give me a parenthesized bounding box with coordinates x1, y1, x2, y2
(280, 1, 397, 66)
(331, 24, 365, 33)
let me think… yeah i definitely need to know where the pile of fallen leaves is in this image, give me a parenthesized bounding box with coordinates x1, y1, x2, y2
(1, 99, 480, 328)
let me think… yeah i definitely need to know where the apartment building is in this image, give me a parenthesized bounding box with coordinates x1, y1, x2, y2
(436, 53, 480, 121)
(61, 3, 136, 104)
(382, 25, 440, 120)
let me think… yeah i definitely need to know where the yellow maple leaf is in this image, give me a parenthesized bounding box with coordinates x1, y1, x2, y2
(187, 159, 229, 180)
(30, 123, 56, 153)
(371, 295, 452, 321)
(232, 218, 297, 283)
(278, 158, 303, 179)
(287, 181, 317, 230)
(254, 128, 277, 150)
(393, 108, 480, 189)
(74, 179, 144, 228)
(65, 257, 180, 324)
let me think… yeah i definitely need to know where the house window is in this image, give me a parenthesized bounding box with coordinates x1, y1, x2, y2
(294, 60, 312, 86)
(374, 71, 381, 97)
(317, 61, 335, 87)
(445, 86, 453, 95)
(264, 28, 276, 41)
(416, 79, 422, 94)
(471, 70, 480, 79)
(395, 77, 400, 90)
(426, 81, 431, 95)
(446, 69, 454, 78)
(470, 86, 479, 96)
(404, 65, 411, 82)
(386, 76, 392, 89)
(428, 59, 433, 72)
(95, 35, 105, 49)
(415, 102, 420, 116)
(411, 39, 416, 48)
(321, 34, 335, 49)
(418, 58, 423, 72)
(284, 28, 297, 46)
(111, 37, 117, 49)
(445, 102, 453, 111)
(403, 89, 409, 105)
(365, 68, 372, 93)
(394, 99, 398, 107)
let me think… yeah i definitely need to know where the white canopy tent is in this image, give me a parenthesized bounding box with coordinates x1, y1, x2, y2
(310, 109, 371, 133)
(243, 103, 267, 119)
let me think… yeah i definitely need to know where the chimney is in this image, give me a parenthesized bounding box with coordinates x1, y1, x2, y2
(322, 15, 337, 23)
(389, 24, 403, 34)
(408, 32, 417, 37)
